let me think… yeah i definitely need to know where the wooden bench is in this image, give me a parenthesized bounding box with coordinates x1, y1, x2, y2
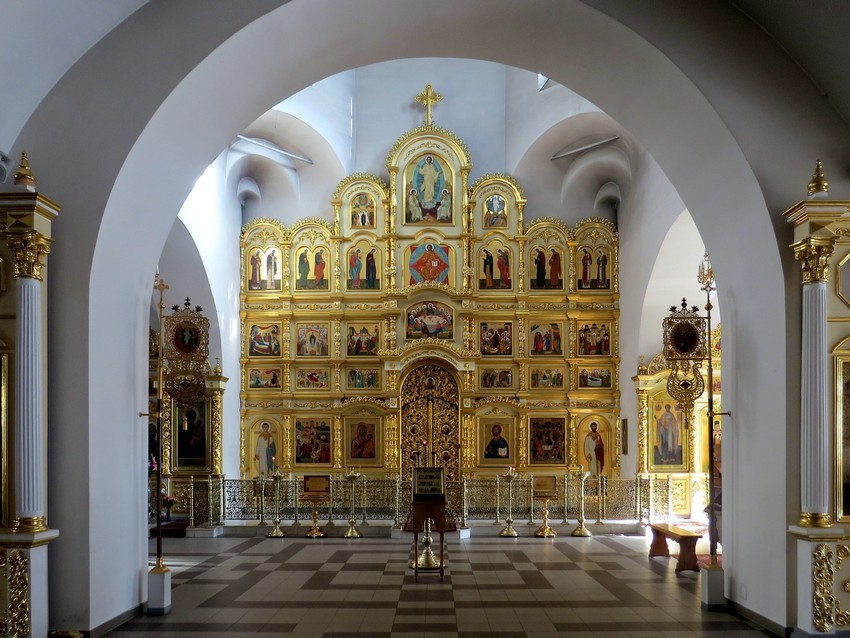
(648, 523, 703, 572)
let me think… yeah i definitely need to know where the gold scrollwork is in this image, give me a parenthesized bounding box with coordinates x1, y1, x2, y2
(5, 231, 51, 280)
(813, 543, 836, 632)
(792, 238, 834, 284)
(0, 548, 30, 637)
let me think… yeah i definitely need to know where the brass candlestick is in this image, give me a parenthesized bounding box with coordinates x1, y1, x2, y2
(571, 472, 592, 537)
(343, 469, 362, 538)
(305, 501, 326, 538)
(499, 468, 519, 537)
(534, 499, 557, 538)
(410, 517, 441, 570)
(258, 476, 267, 526)
(267, 473, 285, 538)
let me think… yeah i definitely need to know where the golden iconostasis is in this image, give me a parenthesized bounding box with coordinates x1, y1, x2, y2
(239, 95, 620, 482)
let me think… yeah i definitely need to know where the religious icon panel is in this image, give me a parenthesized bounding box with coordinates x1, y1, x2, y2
(577, 322, 612, 356)
(294, 417, 333, 466)
(528, 366, 565, 390)
(251, 419, 280, 477)
(478, 367, 515, 390)
(405, 154, 453, 224)
(405, 300, 453, 340)
(346, 242, 382, 291)
(529, 246, 564, 291)
(346, 323, 380, 356)
(482, 194, 508, 228)
(246, 245, 282, 292)
(345, 367, 381, 391)
(577, 245, 611, 291)
(650, 398, 687, 472)
(295, 323, 330, 357)
(479, 321, 513, 356)
(248, 323, 282, 357)
(294, 367, 331, 390)
(579, 417, 608, 477)
(349, 192, 377, 229)
(294, 246, 330, 291)
(345, 416, 382, 466)
(174, 399, 209, 472)
(529, 321, 563, 356)
(407, 243, 451, 285)
(479, 417, 513, 466)
(577, 366, 613, 389)
(248, 366, 282, 390)
(529, 417, 566, 466)
(478, 243, 512, 291)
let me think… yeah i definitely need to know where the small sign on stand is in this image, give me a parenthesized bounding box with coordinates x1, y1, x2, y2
(303, 475, 331, 538)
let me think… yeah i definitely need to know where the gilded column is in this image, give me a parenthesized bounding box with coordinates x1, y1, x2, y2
(636, 388, 649, 474)
(793, 237, 834, 526)
(208, 364, 227, 476)
(8, 232, 52, 531)
(0, 156, 61, 638)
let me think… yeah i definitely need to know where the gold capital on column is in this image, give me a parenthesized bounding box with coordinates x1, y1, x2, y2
(5, 231, 52, 281)
(792, 238, 834, 284)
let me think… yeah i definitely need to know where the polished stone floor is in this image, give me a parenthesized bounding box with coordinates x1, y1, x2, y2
(106, 532, 770, 637)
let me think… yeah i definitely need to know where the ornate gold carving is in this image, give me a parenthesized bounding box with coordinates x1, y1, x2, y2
(244, 301, 288, 311)
(473, 397, 521, 408)
(211, 389, 223, 474)
(813, 543, 836, 632)
(5, 231, 51, 280)
(809, 159, 829, 196)
(386, 339, 479, 360)
(637, 389, 649, 474)
(13, 516, 48, 533)
(384, 125, 471, 170)
(240, 216, 288, 239)
(387, 282, 465, 296)
(415, 83, 442, 128)
(468, 173, 527, 201)
(331, 172, 389, 202)
(799, 512, 833, 527)
(525, 217, 570, 234)
(290, 218, 334, 236)
(573, 216, 619, 238)
(792, 238, 834, 284)
(0, 548, 30, 637)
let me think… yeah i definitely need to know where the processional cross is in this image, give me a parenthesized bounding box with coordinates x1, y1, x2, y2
(416, 83, 442, 127)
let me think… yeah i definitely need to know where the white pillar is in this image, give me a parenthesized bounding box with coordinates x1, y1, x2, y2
(14, 277, 46, 527)
(791, 238, 834, 527)
(800, 279, 829, 520)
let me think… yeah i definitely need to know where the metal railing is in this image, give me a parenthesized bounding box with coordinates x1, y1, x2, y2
(152, 471, 678, 528)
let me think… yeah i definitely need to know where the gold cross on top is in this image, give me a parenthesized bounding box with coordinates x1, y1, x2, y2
(415, 83, 442, 128)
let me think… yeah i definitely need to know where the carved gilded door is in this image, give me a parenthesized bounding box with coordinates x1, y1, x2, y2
(400, 364, 460, 481)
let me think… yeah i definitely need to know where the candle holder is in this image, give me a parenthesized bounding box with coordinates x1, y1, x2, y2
(409, 517, 441, 570)
(305, 501, 327, 538)
(343, 468, 362, 538)
(499, 468, 519, 537)
(257, 475, 267, 526)
(534, 499, 557, 538)
(267, 473, 285, 538)
(571, 472, 592, 537)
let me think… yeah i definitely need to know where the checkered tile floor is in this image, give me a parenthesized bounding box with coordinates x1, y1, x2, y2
(107, 533, 771, 637)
